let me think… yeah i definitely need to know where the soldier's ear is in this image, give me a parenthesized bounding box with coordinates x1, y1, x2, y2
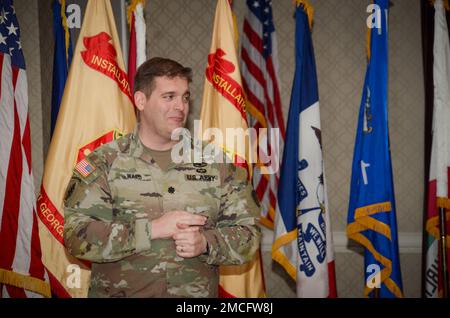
(134, 91, 147, 111)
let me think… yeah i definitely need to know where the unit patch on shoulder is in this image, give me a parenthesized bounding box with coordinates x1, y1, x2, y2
(75, 158, 96, 178)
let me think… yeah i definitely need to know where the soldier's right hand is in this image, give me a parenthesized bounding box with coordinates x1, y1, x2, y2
(151, 211, 207, 240)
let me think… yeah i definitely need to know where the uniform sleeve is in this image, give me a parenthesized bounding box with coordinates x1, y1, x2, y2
(202, 164, 261, 266)
(63, 161, 153, 263)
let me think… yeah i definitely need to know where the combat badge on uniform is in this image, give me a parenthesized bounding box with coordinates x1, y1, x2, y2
(75, 158, 96, 178)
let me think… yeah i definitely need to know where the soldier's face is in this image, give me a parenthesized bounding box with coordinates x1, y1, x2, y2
(136, 76, 190, 142)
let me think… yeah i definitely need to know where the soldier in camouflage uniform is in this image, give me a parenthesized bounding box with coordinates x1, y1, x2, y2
(63, 57, 261, 297)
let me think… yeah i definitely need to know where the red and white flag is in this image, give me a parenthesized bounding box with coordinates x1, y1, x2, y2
(241, 0, 285, 229)
(127, 0, 146, 95)
(425, 0, 450, 298)
(0, 0, 50, 298)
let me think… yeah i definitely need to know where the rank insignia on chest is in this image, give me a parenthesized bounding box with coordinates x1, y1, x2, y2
(75, 158, 96, 178)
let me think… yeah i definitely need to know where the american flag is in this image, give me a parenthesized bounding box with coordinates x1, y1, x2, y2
(75, 159, 95, 178)
(127, 0, 146, 97)
(0, 0, 50, 298)
(241, 0, 285, 228)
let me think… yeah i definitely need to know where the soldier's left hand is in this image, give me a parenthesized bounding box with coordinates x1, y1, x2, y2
(173, 226, 208, 258)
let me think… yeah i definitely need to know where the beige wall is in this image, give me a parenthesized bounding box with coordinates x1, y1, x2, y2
(38, 0, 55, 161)
(15, 0, 44, 192)
(21, 0, 424, 297)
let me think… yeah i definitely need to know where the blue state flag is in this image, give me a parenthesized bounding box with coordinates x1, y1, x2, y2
(272, 1, 336, 298)
(347, 0, 403, 298)
(51, 0, 73, 137)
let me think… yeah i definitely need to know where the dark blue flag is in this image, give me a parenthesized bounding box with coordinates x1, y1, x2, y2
(347, 0, 403, 298)
(51, 0, 73, 137)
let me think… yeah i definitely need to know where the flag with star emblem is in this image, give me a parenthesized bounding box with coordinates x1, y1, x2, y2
(241, 0, 285, 229)
(272, 0, 337, 298)
(0, 0, 51, 297)
(37, 0, 136, 297)
(347, 0, 403, 298)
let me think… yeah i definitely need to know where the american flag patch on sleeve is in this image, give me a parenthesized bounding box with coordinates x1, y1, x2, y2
(75, 159, 96, 177)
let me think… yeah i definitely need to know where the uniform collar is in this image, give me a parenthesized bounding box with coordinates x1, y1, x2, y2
(129, 126, 154, 165)
(129, 125, 197, 168)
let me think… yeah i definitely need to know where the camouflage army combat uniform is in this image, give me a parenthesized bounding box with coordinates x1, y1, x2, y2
(63, 129, 261, 298)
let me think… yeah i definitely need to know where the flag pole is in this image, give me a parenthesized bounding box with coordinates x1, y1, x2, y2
(120, 0, 128, 68)
(438, 206, 449, 297)
(373, 288, 380, 298)
(372, 2, 384, 300)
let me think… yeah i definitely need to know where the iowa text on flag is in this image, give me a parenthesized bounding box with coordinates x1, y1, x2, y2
(200, 0, 266, 298)
(241, 0, 285, 229)
(272, 0, 336, 298)
(424, 0, 450, 298)
(347, 0, 403, 298)
(0, 0, 50, 298)
(37, 0, 136, 297)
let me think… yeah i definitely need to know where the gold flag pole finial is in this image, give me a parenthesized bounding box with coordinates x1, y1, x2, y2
(429, 0, 450, 11)
(294, 0, 314, 29)
(59, 0, 71, 66)
(229, 0, 239, 50)
(127, 0, 146, 29)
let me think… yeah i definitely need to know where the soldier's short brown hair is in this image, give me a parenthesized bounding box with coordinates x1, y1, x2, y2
(134, 57, 193, 97)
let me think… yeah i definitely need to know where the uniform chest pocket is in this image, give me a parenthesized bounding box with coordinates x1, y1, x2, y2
(178, 168, 221, 228)
(110, 173, 162, 220)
